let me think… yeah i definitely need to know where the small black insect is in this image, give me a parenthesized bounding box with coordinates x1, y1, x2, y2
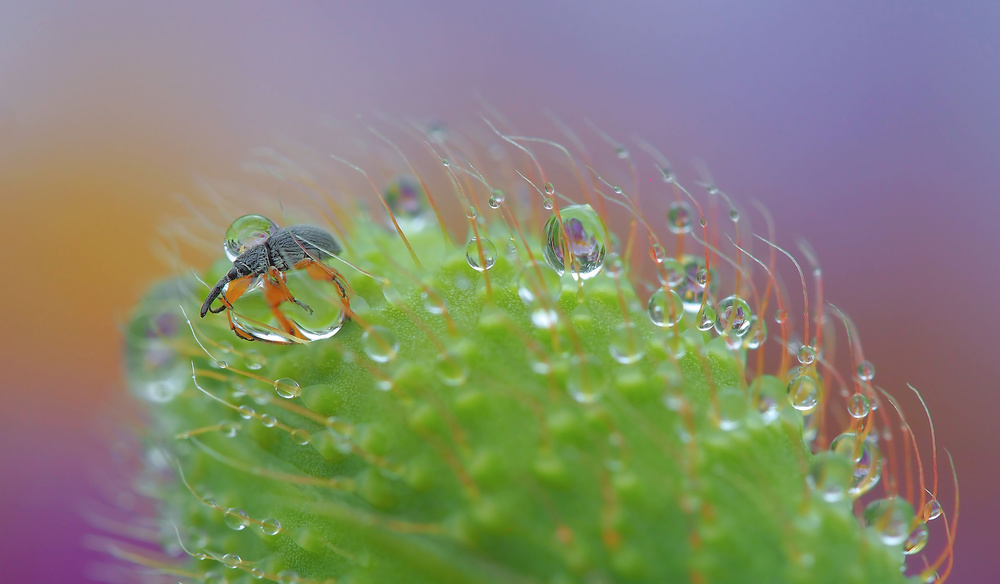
(200, 221, 350, 342)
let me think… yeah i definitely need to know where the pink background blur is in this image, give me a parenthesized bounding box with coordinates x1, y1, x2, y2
(1, 1, 996, 581)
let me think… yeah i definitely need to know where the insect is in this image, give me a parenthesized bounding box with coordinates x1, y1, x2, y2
(200, 220, 351, 342)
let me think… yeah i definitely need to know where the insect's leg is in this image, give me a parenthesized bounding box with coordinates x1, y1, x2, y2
(226, 310, 258, 342)
(262, 269, 306, 339)
(208, 275, 256, 314)
(267, 267, 314, 314)
(296, 259, 353, 308)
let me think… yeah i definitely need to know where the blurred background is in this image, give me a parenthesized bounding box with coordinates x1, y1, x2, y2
(1, 0, 996, 581)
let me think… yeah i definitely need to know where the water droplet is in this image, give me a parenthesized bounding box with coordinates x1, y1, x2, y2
(277, 570, 301, 584)
(274, 378, 301, 399)
(213, 359, 229, 369)
(615, 146, 629, 159)
(441, 158, 450, 167)
(774, 309, 787, 324)
(542, 205, 608, 280)
(531, 308, 559, 329)
(260, 414, 277, 428)
(667, 201, 694, 234)
(567, 357, 607, 404)
(505, 238, 518, 255)
(488, 189, 505, 209)
(243, 349, 265, 370)
(465, 238, 498, 272)
(604, 252, 625, 277)
(664, 335, 688, 359)
(696, 268, 708, 286)
(797, 345, 816, 365)
(260, 517, 281, 536)
(220, 421, 240, 438)
(651, 244, 667, 264)
(384, 177, 427, 225)
(806, 452, 853, 502)
(544, 182, 555, 196)
(204, 497, 218, 508)
(847, 393, 871, 418)
(140, 377, 185, 404)
(542, 197, 554, 210)
(745, 318, 768, 349)
(787, 375, 820, 411)
(224, 215, 275, 262)
(224, 508, 250, 530)
(923, 499, 943, 521)
(728, 208, 740, 221)
(194, 552, 208, 561)
(725, 334, 743, 351)
(657, 258, 686, 287)
(609, 322, 645, 364)
(362, 325, 399, 363)
(237, 405, 255, 420)
(831, 432, 882, 496)
(421, 290, 446, 315)
(696, 305, 717, 331)
(717, 387, 747, 431)
(518, 262, 563, 305)
(863, 497, 915, 546)
(715, 296, 753, 337)
(436, 353, 469, 387)
(903, 522, 929, 555)
(758, 395, 780, 424)
(856, 360, 875, 382)
(251, 567, 265, 579)
(613, 186, 623, 195)
(222, 553, 242, 569)
(290, 428, 311, 445)
(647, 289, 684, 328)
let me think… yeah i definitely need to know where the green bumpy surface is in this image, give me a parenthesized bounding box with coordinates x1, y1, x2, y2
(125, 222, 912, 584)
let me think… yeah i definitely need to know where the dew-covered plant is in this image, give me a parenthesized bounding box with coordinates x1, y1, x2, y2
(106, 117, 958, 584)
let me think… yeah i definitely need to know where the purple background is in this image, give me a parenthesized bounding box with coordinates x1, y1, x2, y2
(1, 1, 997, 581)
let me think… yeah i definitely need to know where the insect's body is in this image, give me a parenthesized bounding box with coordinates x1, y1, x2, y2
(200, 222, 349, 342)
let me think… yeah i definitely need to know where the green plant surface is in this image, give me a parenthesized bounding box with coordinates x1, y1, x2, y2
(115, 122, 955, 584)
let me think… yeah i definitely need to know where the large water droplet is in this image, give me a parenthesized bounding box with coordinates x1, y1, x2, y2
(744, 317, 768, 349)
(797, 345, 816, 365)
(806, 452, 853, 502)
(222, 553, 242, 569)
(609, 322, 645, 364)
(667, 201, 694, 234)
(274, 378, 301, 399)
(362, 325, 399, 363)
(260, 413, 277, 428)
(224, 507, 250, 531)
(903, 522, 929, 555)
(542, 205, 608, 280)
(847, 393, 871, 418)
(696, 305, 717, 331)
(647, 289, 684, 328)
(856, 360, 876, 382)
(923, 499, 943, 521)
(224, 215, 275, 261)
(436, 353, 469, 387)
(715, 296, 752, 337)
(465, 238, 498, 272)
(831, 432, 882, 496)
(787, 375, 820, 411)
(863, 498, 915, 546)
(260, 517, 281, 536)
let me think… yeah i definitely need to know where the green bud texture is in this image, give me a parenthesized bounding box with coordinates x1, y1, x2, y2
(117, 120, 956, 584)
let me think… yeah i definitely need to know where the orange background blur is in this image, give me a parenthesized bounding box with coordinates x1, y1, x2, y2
(1, 2, 998, 581)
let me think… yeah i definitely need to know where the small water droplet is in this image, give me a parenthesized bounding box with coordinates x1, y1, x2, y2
(505, 238, 518, 255)
(544, 182, 555, 196)
(615, 146, 629, 159)
(441, 158, 450, 167)
(204, 497, 218, 508)
(542, 205, 608, 280)
(717, 387, 747, 431)
(758, 395, 780, 424)
(664, 335, 687, 359)
(213, 359, 229, 369)
(542, 197, 554, 210)
(436, 353, 469, 387)
(787, 375, 820, 411)
(518, 262, 562, 305)
(696, 305, 717, 331)
(657, 258, 686, 287)
(715, 296, 753, 337)
(567, 356, 607, 404)
(651, 244, 667, 264)
(604, 252, 624, 277)
(219, 421, 240, 438)
(667, 201, 694, 234)
(806, 451, 853, 502)
(362, 325, 399, 363)
(531, 308, 559, 329)
(797, 345, 816, 365)
(274, 378, 301, 399)
(696, 268, 708, 286)
(465, 237, 498, 272)
(609, 322, 645, 365)
(613, 186, 623, 195)
(856, 360, 876, 382)
(647, 289, 684, 328)
(923, 499, 943, 521)
(744, 318, 768, 349)
(222, 553, 242, 569)
(728, 208, 740, 221)
(774, 309, 787, 324)
(277, 570, 301, 584)
(384, 177, 426, 224)
(290, 428, 311, 445)
(243, 349, 265, 370)
(863, 497, 915, 546)
(260, 414, 277, 428)
(251, 567, 265, 579)
(237, 405, 255, 420)
(847, 393, 871, 418)
(421, 290, 445, 315)
(488, 189, 505, 209)
(903, 522, 929, 555)
(260, 517, 281, 536)
(224, 507, 250, 531)
(224, 215, 275, 262)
